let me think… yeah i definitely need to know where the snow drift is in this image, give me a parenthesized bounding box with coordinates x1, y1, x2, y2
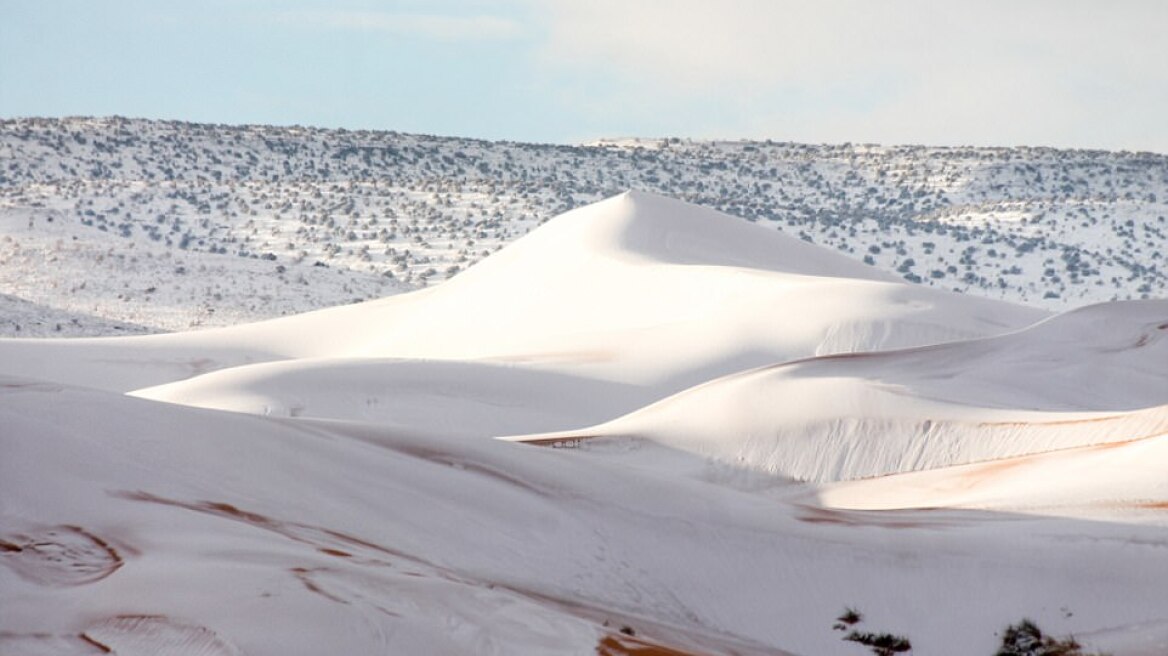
(510, 299, 1168, 482)
(128, 191, 1044, 438)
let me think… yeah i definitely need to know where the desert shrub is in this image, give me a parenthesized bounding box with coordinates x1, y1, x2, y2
(831, 610, 1109, 656)
(995, 619, 1107, 656)
(833, 608, 911, 655)
(844, 630, 912, 655)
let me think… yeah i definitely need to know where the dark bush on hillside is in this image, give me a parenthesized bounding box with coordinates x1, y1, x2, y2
(995, 619, 1107, 656)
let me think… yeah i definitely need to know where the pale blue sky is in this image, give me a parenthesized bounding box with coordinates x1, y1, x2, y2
(3, 1, 1167, 152)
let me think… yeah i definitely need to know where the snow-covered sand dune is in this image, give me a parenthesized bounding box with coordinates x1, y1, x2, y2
(3, 192, 1167, 655)
(512, 299, 1168, 482)
(818, 431, 1168, 514)
(4, 377, 1167, 655)
(135, 357, 648, 438)
(126, 191, 1042, 438)
(2, 191, 1045, 396)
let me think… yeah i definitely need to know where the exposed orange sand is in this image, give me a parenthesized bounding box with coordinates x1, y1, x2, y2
(597, 632, 713, 656)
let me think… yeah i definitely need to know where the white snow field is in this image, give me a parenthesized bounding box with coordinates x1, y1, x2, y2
(512, 298, 1168, 482)
(3, 192, 1167, 656)
(7, 192, 1044, 396)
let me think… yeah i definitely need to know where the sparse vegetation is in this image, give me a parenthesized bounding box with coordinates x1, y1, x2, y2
(833, 607, 912, 655)
(3, 117, 1166, 337)
(994, 619, 1109, 656)
(844, 631, 913, 656)
(836, 607, 863, 628)
(833, 610, 1112, 656)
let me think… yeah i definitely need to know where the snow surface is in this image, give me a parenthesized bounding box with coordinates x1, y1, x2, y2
(8, 191, 1042, 395)
(513, 297, 1168, 482)
(3, 192, 1167, 655)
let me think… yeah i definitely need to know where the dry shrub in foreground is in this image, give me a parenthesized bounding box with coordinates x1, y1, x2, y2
(833, 609, 1111, 656)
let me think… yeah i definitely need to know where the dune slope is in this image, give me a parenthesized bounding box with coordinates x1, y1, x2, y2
(4, 377, 1166, 656)
(2, 191, 1044, 397)
(511, 299, 1168, 482)
(127, 192, 1047, 438)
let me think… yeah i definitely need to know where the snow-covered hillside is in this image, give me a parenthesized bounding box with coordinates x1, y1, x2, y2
(4, 192, 1167, 655)
(2, 117, 1166, 336)
(3, 191, 1043, 414)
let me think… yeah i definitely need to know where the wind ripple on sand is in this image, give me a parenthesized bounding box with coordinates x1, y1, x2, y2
(82, 615, 241, 656)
